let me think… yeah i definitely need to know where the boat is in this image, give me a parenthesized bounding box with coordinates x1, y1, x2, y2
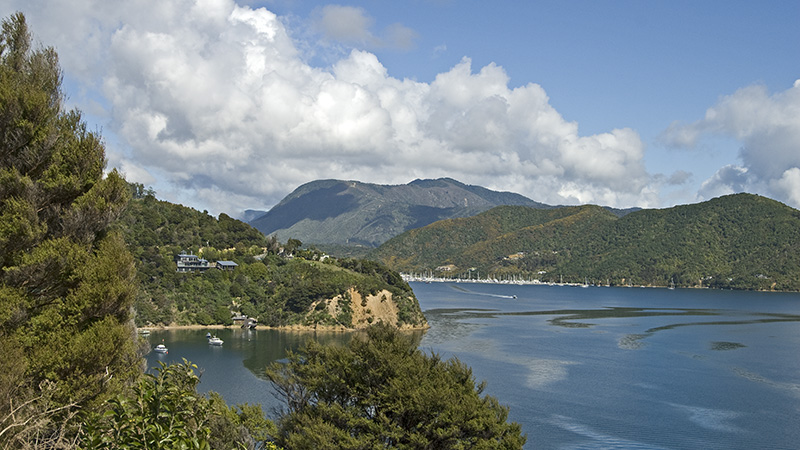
(138, 329, 150, 335)
(154, 344, 168, 354)
(207, 336, 224, 346)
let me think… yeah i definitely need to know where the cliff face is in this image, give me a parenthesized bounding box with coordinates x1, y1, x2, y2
(308, 288, 428, 330)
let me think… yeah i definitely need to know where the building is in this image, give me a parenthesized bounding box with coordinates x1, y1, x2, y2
(216, 260, 238, 271)
(232, 315, 258, 329)
(175, 252, 211, 273)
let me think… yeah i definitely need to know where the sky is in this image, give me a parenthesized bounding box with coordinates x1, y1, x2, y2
(3, 0, 799, 217)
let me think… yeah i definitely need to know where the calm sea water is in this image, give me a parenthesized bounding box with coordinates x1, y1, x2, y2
(145, 282, 800, 449)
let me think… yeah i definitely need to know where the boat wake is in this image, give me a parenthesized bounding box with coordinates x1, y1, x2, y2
(450, 285, 517, 299)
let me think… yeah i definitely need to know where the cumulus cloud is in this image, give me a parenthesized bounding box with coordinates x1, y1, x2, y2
(667, 170, 692, 186)
(697, 165, 750, 200)
(4, 0, 657, 215)
(313, 5, 375, 44)
(661, 80, 800, 207)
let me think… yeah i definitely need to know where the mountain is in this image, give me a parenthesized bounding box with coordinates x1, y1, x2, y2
(370, 193, 800, 291)
(249, 178, 551, 247)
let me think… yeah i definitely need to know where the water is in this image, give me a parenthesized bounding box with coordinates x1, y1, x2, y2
(145, 283, 800, 449)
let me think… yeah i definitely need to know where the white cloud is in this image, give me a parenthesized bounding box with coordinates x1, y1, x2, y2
(312, 5, 375, 44)
(3, 0, 658, 215)
(384, 23, 418, 51)
(772, 167, 800, 207)
(661, 81, 800, 207)
(667, 170, 692, 186)
(698, 165, 750, 200)
(311, 4, 417, 50)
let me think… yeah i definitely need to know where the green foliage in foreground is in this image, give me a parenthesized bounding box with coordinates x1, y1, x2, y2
(0, 13, 140, 447)
(373, 194, 800, 290)
(120, 190, 424, 328)
(84, 326, 524, 449)
(266, 324, 526, 449)
(82, 360, 277, 450)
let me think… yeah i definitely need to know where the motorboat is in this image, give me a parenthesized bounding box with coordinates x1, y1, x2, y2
(154, 344, 168, 354)
(207, 336, 224, 346)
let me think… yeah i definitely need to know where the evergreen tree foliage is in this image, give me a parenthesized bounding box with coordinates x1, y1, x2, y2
(81, 360, 276, 450)
(266, 324, 526, 449)
(0, 12, 140, 447)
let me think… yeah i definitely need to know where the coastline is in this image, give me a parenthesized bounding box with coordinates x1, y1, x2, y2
(139, 323, 430, 332)
(403, 276, 793, 292)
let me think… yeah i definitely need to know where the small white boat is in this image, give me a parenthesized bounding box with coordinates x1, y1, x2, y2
(138, 329, 150, 335)
(154, 344, 168, 354)
(208, 336, 224, 346)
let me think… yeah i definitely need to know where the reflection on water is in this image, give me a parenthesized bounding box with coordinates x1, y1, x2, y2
(667, 403, 742, 433)
(414, 282, 800, 449)
(548, 414, 671, 450)
(731, 367, 800, 398)
(146, 283, 800, 449)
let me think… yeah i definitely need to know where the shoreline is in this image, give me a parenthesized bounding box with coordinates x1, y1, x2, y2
(139, 323, 430, 332)
(403, 277, 795, 292)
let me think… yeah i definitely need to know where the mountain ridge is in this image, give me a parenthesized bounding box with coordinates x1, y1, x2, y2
(370, 193, 800, 291)
(249, 178, 553, 247)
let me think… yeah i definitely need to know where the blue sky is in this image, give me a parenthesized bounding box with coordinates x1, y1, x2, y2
(3, 0, 798, 216)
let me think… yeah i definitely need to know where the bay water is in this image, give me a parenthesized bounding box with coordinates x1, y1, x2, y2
(145, 282, 800, 449)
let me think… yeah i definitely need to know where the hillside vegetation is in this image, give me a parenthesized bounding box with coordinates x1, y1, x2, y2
(119, 186, 426, 328)
(250, 178, 551, 248)
(372, 194, 800, 291)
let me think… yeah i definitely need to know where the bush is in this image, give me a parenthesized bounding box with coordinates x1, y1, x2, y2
(266, 324, 526, 449)
(82, 360, 276, 449)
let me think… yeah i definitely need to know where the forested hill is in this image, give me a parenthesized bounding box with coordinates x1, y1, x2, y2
(249, 178, 551, 247)
(371, 193, 800, 291)
(118, 185, 426, 328)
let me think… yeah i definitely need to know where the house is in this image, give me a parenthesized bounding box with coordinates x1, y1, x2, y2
(175, 252, 210, 273)
(231, 314, 247, 324)
(216, 260, 238, 271)
(232, 314, 258, 329)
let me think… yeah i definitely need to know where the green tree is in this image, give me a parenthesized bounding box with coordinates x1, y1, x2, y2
(213, 305, 233, 325)
(285, 238, 302, 255)
(266, 324, 526, 449)
(0, 12, 140, 447)
(82, 360, 276, 450)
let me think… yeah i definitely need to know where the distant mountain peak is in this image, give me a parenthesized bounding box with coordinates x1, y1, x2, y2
(249, 178, 550, 247)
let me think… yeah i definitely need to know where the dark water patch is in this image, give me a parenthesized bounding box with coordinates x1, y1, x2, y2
(426, 306, 800, 341)
(711, 341, 746, 351)
(645, 316, 800, 333)
(619, 333, 650, 350)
